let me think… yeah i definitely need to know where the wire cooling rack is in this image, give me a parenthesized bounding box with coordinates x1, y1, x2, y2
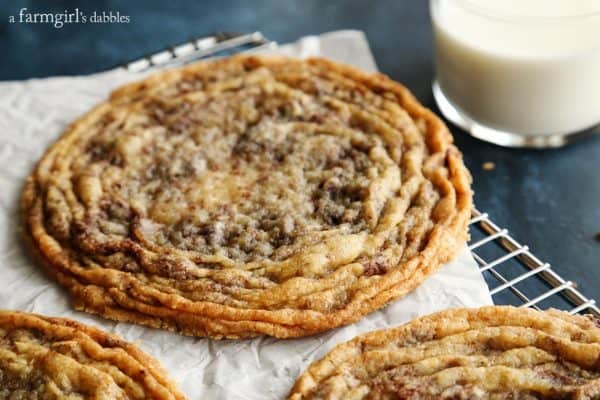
(122, 32, 276, 72)
(121, 32, 599, 317)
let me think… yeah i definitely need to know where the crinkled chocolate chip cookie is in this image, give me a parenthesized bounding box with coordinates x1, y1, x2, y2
(0, 310, 184, 399)
(289, 306, 600, 399)
(23, 56, 472, 339)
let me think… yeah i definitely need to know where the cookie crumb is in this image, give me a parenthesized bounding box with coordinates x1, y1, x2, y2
(482, 162, 495, 171)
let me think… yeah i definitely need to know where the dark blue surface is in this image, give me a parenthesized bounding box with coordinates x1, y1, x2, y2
(1, 1, 599, 300)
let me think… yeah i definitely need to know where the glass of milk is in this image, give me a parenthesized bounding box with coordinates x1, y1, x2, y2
(430, 0, 600, 148)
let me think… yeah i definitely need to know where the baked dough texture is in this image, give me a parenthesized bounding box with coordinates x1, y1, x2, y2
(0, 310, 184, 399)
(289, 306, 600, 399)
(22, 55, 472, 339)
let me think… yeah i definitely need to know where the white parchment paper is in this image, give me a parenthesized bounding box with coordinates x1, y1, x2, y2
(0, 30, 492, 399)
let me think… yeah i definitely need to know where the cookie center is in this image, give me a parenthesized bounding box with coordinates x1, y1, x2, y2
(78, 73, 397, 263)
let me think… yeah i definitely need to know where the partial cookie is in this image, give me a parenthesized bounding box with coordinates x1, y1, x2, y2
(0, 310, 184, 399)
(289, 306, 600, 399)
(23, 55, 472, 339)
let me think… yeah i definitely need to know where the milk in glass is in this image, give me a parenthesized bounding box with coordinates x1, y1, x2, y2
(431, 0, 600, 136)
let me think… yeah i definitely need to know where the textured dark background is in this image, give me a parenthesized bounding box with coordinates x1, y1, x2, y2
(1, 0, 598, 302)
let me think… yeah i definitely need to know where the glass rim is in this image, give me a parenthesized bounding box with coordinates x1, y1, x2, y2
(438, 0, 600, 23)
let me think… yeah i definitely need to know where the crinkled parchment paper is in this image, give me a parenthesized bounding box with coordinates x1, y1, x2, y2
(0, 30, 492, 399)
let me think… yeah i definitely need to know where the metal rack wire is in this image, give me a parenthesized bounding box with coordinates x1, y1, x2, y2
(123, 32, 277, 73)
(122, 31, 598, 317)
(470, 209, 598, 316)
